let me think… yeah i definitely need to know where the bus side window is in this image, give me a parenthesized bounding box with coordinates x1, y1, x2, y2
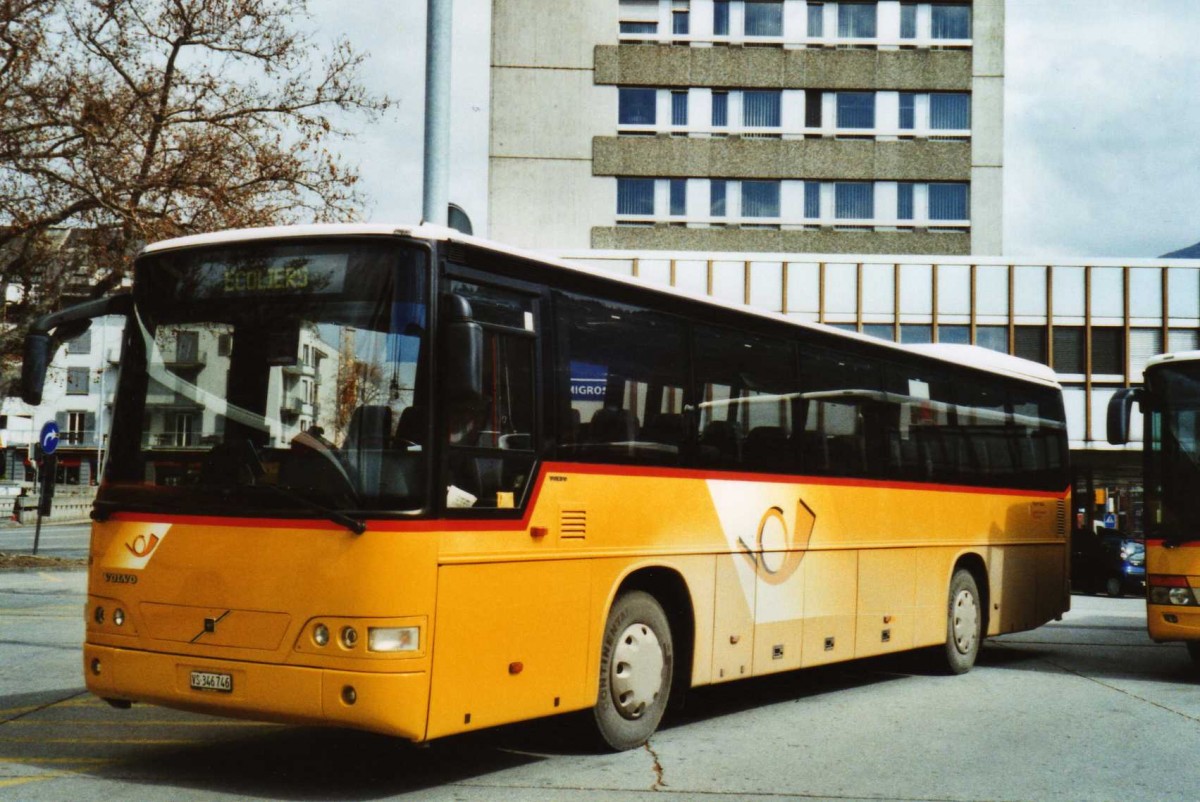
(555, 293, 686, 465)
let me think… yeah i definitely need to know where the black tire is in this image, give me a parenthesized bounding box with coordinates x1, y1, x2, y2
(593, 591, 674, 751)
(940, 568, 982, 675)
(1186, 641, 1200, 667)
(1105, 576, 1124, 598)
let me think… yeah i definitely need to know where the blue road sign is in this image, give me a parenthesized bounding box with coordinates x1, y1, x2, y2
(39, 421, 60, 456)
(1103, 512, 1117, 529)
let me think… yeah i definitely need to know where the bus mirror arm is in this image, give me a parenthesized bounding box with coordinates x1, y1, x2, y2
(1106, 387, 1144, 445)
(22, 294, 132, 406)
(441, 294, 484, 406)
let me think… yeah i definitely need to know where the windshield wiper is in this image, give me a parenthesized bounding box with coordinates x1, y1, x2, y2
(252, 482, 367, 535)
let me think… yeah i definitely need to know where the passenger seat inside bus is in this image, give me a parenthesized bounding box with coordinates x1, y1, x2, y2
(345, 405, 414, 498)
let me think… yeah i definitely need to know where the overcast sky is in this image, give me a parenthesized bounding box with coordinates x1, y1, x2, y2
(307, 0, 1200, 259)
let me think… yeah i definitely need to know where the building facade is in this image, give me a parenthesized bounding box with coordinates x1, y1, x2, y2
(490, 0, 1003, 255)
(561, 249, 1200, 534)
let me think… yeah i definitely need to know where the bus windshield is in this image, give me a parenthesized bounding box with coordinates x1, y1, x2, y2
(101, 238, 430, 517)
(1146, 362, 1200, 542)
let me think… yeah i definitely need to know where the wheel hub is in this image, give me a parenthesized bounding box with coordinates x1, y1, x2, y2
(952, 588, 979, 654)
(610, 622, 665, 720)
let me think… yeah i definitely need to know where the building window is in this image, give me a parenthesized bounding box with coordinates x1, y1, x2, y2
(671, 91, 688, 127)
(713, 0, 729, 35)
(67, 330, 92, 354)
(743, 90, 781, 128)
(897, 183, 914, 220)
(836, 92, 875, 129)
(670, 179, 687, 216)
(804, 182, 821, 219)
(805, 90, 823, 128)
(672, 8, 690, 35)
(834, 182, 873, 219)
(620, 21, 658, 35)
(619, 88, 656, 125)
(807, 2, 824, 37)
(1092, 328, 1125, 376)
(1053, 328, 1085, 374)
(838, 2, 877, 38)
(67, 367, 89, 395)
(712, 91, 728, 127)
(930, 93, 970, 130)
(745, 1, 783, 36)
(1015, 327, 1048, 365)
(932, 4, 971, 39)
(900, 3, 917, 38)
(976, 327, 1007, 354)
(742, 181, 780, 217)
(1129, 329, 1163, 380)
(711, 180, 727, 217)
(929, 183, 969, 220)
(899, 93, 915, 130)
(863, 324, 894, 341)
(900, 325, 932, 344)
(66, 411, 89, 445)
(938, 325, 970, 345)
(617, 178, 655, 215)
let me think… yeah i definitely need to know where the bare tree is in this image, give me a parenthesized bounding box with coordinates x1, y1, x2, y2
(0, 0, 391, 380)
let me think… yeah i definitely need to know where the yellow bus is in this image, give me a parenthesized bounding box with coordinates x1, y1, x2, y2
(1109, 352, 1200, 665)
(23, 225, 1071, 749)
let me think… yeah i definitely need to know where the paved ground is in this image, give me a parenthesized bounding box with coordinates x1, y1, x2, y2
(1, 570, 1197, 801)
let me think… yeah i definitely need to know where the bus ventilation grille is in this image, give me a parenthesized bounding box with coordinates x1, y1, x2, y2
(1056, 501, 1067, 536)
(561, 510, 587, 539)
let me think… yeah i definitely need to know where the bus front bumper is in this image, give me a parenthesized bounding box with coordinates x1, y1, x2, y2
(83, 643, 430, 741)
(1148, 605, 1200, 643)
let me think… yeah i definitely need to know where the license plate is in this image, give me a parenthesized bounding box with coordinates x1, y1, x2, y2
(189, 670, 233, 693)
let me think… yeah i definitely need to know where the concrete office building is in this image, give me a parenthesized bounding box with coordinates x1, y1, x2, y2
(490, 0, 1003, 255)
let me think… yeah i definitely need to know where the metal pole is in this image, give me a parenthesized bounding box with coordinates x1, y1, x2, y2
(422, 0, 453, 226)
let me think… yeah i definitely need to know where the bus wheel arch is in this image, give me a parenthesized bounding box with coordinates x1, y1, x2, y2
(593, 568, 694, 750)
(940, 553, 989, 675)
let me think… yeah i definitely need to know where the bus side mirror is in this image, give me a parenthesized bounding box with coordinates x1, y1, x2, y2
(21, 334, 52, 406)
(442, 294, 483, 405)
(1107, 387, 1143, 445)
(21, 293, 132, 407)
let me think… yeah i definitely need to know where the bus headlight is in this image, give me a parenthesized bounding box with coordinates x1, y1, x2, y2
(1149, 575, 1198, 606)
(368, 626, 419, 653)
(313, 623, 330, 647)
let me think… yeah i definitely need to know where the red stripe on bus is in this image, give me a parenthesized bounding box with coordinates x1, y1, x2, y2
(105, 463, 1067, 532)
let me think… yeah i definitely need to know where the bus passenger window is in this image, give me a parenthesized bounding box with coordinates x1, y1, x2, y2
(555, 292, 686, 465)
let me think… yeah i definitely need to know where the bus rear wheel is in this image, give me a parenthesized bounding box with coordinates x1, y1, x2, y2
(940, 568, 982, 675)
(593, 591, 673, 751)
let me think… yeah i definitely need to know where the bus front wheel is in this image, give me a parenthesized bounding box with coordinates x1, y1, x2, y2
(593, 591, 674, 751)
(941, 568, 982, 675)
(1186, 641, 1200, 667)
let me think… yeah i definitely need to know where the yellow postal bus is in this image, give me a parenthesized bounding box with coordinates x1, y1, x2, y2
(23, 225, 1070, 749)
(1110, 352, 1200, 665)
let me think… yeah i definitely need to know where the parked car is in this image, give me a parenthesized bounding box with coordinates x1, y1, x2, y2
(1071, 527, 1146, 597)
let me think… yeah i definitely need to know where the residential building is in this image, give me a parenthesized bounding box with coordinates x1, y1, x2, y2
(490, 0, 1003, 255)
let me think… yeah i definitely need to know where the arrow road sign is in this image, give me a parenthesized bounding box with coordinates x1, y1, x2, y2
(39, 421, 60, 456)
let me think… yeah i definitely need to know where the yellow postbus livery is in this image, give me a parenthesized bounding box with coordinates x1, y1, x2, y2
(23, 225, 1071, 749)
(1110, 352, 1200, 666)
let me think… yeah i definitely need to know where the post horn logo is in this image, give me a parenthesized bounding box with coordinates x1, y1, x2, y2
(125, 533, 161, 559)
(737, 498, 817, 585)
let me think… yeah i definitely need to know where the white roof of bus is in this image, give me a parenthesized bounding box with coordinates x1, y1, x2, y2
(1146, 351, 1200, 369)
(141, 223, 1061, 389)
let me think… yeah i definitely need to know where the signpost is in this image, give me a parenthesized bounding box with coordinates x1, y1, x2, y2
(32, 421, 59, 555)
